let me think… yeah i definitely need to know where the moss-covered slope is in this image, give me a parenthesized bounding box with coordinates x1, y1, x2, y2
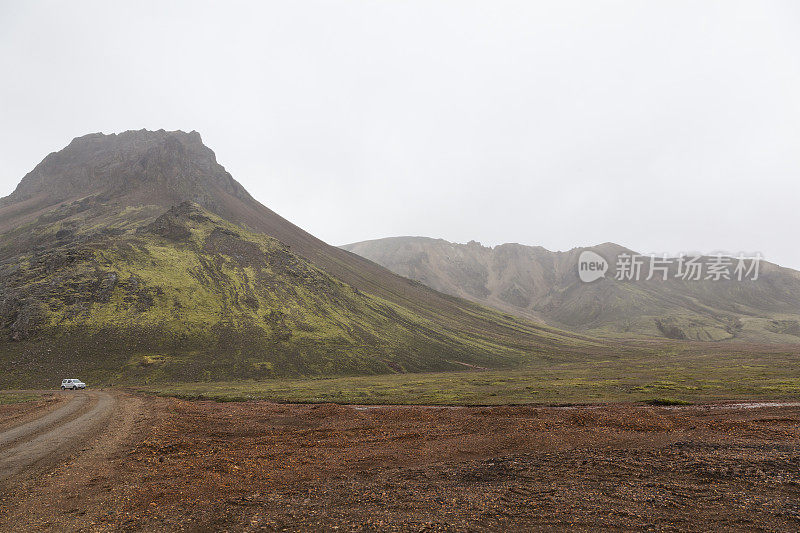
(0, 200, 605, 387)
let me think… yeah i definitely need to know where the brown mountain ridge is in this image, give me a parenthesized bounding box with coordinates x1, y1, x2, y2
(342, 236, 800, 342)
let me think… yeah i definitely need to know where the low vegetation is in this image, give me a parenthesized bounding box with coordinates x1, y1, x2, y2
(145, 345, 800, 405)
(0, 392, 40, 405)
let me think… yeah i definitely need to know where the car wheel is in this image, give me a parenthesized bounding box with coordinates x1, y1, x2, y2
(61, 386, 65, 390)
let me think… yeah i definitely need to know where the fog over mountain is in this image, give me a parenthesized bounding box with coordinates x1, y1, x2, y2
(2, 1, 799, 270)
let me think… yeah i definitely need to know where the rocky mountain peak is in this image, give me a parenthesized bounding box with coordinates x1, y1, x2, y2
(0, 129, 252, 210)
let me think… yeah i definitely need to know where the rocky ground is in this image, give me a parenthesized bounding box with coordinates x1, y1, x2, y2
(1, 394, 799, 531)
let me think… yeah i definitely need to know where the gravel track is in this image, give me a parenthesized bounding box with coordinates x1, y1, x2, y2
(0, 391, 115, 483)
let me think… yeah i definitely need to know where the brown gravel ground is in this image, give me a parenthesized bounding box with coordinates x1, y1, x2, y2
(1, 394, 799, 531)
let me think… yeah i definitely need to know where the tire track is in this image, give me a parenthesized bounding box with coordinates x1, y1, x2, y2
(0, 392, 90, 449)
(0, 391, 115, 483)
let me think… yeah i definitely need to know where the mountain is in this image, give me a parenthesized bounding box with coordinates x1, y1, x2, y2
(0, 130, 605, 387)
(341, 237, 800, 343)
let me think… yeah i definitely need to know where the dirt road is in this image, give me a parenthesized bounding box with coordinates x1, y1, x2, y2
(0, 391, 115, 483)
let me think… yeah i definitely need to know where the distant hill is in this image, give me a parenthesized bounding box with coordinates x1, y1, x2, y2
(0, 130, 604, 386)
(342, 237, 800, 342)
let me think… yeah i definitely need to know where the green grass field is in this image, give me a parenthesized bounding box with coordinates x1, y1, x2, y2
(0, 392, 41, 405)
(145, 345, 800, 405)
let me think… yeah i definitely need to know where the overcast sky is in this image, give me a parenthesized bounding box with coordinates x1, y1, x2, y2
(2, 1, 799, 269)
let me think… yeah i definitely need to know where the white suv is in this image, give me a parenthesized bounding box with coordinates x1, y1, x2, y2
(61, 378, 86, 390)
